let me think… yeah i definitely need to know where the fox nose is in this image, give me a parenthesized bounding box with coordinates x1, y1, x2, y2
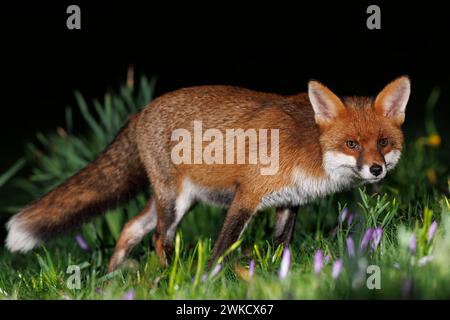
(369, 164, 383, 177)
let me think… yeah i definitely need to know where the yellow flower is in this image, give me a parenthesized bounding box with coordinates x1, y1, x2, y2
(234, 265, 250, 282)
(426, 168, 438, 184)
(126, 65, 134, 89)
(427, 134, 441, 147)
(448, 177, 450, 194)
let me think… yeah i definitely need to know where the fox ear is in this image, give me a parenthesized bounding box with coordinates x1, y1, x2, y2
(374, 76, 410, 125)
(308, 80, 346, 126)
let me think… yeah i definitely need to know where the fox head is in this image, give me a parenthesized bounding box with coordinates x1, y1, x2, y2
(308, 76, 410, 184)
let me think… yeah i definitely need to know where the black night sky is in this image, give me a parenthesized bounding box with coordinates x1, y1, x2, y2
(2, 2, 449, 171)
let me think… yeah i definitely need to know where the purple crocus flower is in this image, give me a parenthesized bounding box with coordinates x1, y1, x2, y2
(418, 255, 434, 266)
(201, 263, 222, 282)
(332, 259, 343, 279)
(75, 234, 90, 251)
(123, 290, 135, 300)
(402, 278, 413, 298)
(248, 259, 255, 278)
(371, 226, 383, 251)
(360, 228, 374, 251)
(331, 226, 338, 238)
(324, 254, 331, 264)
(428, 221, 438, 242)
(347, 214, 354, 227)
(278, 247, 291, 279)
(346, 237, 355, 257)
(210, 264, 222, 278)
(313, 250, 323, 273)
(409, 235, 416, 255)
(341, 208, 349, 223)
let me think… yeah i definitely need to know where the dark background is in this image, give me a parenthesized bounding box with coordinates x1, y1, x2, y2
(1, 1, 449, 172)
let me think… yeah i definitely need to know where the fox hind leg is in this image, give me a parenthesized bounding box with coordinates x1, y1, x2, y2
(152, 182, 196, 267)
(108, 197, 157, 273)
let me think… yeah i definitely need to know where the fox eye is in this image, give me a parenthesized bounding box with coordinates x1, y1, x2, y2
(378, 138, 388, 147)
(346, 140, 359, 149)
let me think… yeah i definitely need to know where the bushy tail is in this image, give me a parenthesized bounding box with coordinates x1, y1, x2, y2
(5, 115, 149, 252)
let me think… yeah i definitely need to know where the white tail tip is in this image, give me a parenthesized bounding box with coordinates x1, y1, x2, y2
(5, 215, 40, 252)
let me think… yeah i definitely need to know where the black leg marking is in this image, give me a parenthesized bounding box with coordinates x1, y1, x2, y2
(209, 206, 254, 267)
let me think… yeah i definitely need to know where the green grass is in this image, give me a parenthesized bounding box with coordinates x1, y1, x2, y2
(0, 75, 449, 299)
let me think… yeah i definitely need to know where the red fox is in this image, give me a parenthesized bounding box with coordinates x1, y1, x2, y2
(5, 77, 410, 272)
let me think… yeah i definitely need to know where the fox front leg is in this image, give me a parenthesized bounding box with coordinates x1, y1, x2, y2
(209, 193, 257, 268)
(274, 206, 298, 248)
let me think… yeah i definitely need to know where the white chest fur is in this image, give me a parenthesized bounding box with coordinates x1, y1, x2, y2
(258, 151, 358, 210)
